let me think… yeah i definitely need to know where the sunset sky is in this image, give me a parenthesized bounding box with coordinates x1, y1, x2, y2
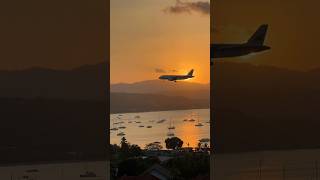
(213, 0, 320, 70)
(111, 0, 210, 84)
(0, 0, 107, 70)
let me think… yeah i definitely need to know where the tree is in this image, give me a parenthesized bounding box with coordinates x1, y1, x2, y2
(117, 157, 160, 177)
(165, 137, 183, 150)
(128, 144, 143, 157)
(118, 137, 143, 160)
(145, 142, 163, 151)
(164, 153, 210, 179)
(120, 137, 128, 150)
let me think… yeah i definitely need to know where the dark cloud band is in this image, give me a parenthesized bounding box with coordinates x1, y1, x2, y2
(164, 0, 210, 15)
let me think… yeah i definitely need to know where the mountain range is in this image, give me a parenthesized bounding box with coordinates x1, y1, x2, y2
(111, 80, 209, 100)
(0, 63, 209, 113)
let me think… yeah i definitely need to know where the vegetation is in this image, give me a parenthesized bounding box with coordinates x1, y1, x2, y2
(111, 136, 210, 179)
(117, 156, 160, 176)
(145, 142, 163, 151)
(164, 153, 210, 179)
(165, 137, 184, 150)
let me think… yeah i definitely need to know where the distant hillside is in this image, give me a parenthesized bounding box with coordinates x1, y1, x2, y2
(111, 80, 209, 100)
(212, 61, 320, 153)
(110, 92, 209, 114)
(0, 63, 107, 100)
(0, 63, 108, 163)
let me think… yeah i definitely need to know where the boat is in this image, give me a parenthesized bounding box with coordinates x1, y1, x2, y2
(118, 126, 126, 129)
(117, 132, 125, 136)
(139, 125, 145, 128)
(199, 138, 210, 143)
(111, 119, 119, 131)
(135, 115, 141, 118)
(183, 119, 188, 122)
(195, 123, 204, 127)
(167, 122, 175, 137)
(135, 121, 141, 123)
(128, 121, 132, 123)
(188, 113, 197, 122)
(195, 115, 204, 127)
(168, 119, 175, 130)
(146, 126, 152, 128)
(157, 119, 166, 123)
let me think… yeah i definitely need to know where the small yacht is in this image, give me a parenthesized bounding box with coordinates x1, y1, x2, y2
(117, 132, 125, 136)
(146, 125, 152, 128)
(139, 125, 145, 128)
(188, 113, 197, 122)
(195, 115, 204, 127)
(157, 119, 166, 123)
(111, 119, 118, 131)
(135, 121, 142, 123)
(168, 119, 175, 130)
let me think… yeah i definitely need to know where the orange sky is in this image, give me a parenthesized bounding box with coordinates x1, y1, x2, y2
(212, 0, 320, 70)
(111, 0, 210, 84)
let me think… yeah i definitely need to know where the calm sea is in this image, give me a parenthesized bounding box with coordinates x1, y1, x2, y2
(110, 109, 210, 149)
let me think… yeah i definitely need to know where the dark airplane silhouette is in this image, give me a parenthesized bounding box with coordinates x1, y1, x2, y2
(159, 69, 194, 82)
(211, 24, 270, 65)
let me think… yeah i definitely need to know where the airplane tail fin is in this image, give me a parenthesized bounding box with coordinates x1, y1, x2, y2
(247, 24, 268, 45)
(187, 69, 194, 76)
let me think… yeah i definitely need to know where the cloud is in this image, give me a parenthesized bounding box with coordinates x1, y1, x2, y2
(155, 68, 179, 73)
(164, 0, 210, 15)
(155, 68, 167, 73)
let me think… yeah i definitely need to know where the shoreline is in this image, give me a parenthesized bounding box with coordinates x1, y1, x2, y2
(110, 107, 210, 115)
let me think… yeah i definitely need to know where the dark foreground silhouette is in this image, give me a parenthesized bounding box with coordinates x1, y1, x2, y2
(212, 61, 320, 153)
(0, 98, 107, 163)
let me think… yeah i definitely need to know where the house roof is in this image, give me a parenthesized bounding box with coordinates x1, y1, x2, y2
(141, 164, 173, 180)
(119, 175, 159, 180)
(191, 175, 210, 180)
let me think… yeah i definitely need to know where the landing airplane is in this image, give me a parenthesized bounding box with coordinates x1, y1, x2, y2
(211, 24, 270, 65)
(159, 69, 194, 82)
